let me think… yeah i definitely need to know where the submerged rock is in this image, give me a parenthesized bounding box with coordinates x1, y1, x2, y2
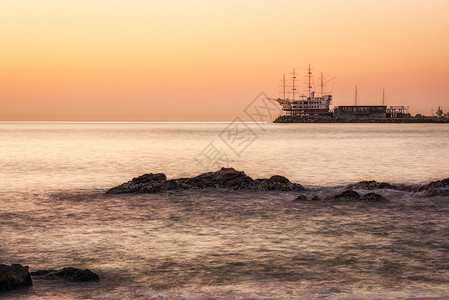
(346, 180, 414, 192)
(346, 180, 398, 190)
(292, 194, 307, 202)
(0, 264, 32, 291)
(332, 190, 389, 203)
(107, 168, 304, 194)
(334, 190, 361, 201)
(360, 192, 388, 202)
(31, 267, 99, 282)
(416, 178, 449, 197)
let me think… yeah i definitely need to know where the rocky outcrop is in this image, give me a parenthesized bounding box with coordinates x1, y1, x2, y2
(416, 178, 449, 197)
(0, 264, 32, 291)
(107, 168, 304, 194)
(31, 268, 99, 282)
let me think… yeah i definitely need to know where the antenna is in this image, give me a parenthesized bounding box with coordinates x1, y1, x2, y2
(308, 64, 312, 98)
(355, 85, 358, 106)
(292, 68, 296, 101)
(382, 88, 385, 106)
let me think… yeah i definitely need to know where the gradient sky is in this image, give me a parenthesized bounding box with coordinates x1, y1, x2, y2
(1, 0, 448, 120)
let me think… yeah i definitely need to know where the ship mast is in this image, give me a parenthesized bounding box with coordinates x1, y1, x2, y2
(283, 74, 286, 101)
(308, 64, 312, 98)
(355, 85, 358, 106)
(382, 88, 385, 106)
(320, 72, 324, 97)
(292, 68, 296, 102)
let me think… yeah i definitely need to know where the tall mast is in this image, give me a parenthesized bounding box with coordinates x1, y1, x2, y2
(308, 64, 312, 98)
(292, 68, 296, 101)
(355, 85, 358, 106)
(283, 74, 286, 101)
(320, 72, 324, 97)
(382, 88, 385, 106)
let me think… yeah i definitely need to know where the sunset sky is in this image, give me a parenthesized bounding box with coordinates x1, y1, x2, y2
(1, 0, 448, 121)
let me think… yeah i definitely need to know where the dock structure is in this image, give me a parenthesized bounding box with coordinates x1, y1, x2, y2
(333, 106, 387, 119)
(269, 66, 446, 123)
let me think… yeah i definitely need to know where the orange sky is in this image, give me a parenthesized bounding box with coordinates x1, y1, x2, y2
(1, 0, 449, 121)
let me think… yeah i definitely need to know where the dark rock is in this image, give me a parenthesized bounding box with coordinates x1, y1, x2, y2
(360, 192, 388, 202)
(228, 262, 245, 266)
(191, 168, 254, 189)
(30, 269, 53, 276)
(269, 175, 290, 184)
(133, 173, 167, 184)
(107, 168, 304, 194)
(0, 264, 32, 291)
(416, 178, 449, 197)
(311, 196, 321, 201)
(31, 267, 99, 282)
(107, 173, 167, 194)
(334, 190, 360, 201)
(254, 178, 303, 191)
(292, 195, 307, 202)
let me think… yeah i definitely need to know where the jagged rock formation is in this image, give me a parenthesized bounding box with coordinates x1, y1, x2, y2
(0, 264, 32, 291)
(107, 168, 304, 194)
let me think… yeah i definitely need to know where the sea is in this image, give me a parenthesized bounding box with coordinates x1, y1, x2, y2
(1, 121, 449, 299)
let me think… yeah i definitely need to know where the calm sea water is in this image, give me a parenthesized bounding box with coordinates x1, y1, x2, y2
(1, 122, 449, 299)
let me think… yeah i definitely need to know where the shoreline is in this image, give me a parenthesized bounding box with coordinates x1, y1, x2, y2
(274, 115, 449, 123)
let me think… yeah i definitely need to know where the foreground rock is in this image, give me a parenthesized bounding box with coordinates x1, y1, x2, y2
(107, 168, 304, 194)
(31, 268, 99, 282)
(416, 178, 449, 197)
(0, 264, 32, 291)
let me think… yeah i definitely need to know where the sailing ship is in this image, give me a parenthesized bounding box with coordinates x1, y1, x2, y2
(269, 65, 333, 116)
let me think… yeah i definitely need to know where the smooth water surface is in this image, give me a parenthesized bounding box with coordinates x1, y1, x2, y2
(1, 122, 449, 299)
(1, 122, 448, 191)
